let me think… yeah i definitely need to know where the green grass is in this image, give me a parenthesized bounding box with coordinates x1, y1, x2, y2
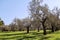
(0, 30, 60, 40)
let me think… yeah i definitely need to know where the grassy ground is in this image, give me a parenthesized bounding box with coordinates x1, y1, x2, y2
(0, 30, 60, 40)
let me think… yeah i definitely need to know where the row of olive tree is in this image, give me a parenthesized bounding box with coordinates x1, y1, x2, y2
(28, 0, 60, 35)
(0, 12, 60, 35)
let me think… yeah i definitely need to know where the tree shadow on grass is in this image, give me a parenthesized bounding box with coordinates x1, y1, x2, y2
(31, 32, 52, 40)
(18, 32, 52, 40)
(0, 31, 53, 40)
(17, 35, 36, 40)
(17, 32, 42, 40)
(55, 38, 60, 40)
(40, 36, 52, 40)
(0, 32, 28, 40)
(0, 32, 27, 36)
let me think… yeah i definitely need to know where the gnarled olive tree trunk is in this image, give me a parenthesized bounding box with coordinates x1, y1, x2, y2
(42, 23, 46, 35)
(27, 26, 29, 33)
(51, 25, 55, 32)
(26, 24, 31, 33)
(42, 17, 47, 35)
(37, 26, 40, 32)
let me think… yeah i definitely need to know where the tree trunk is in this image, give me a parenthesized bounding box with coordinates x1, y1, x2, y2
(51, 25, 54, 32)
(43, 26, 46, 35)
(27, 27, 29, 33)
(42, 23, 46, 35)
(55, 27, 58, 31)
(37, 27, 39, 32)
(41, 17, 47, 35)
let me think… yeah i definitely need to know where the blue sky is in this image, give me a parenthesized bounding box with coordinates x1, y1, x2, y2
(0, 0, 60, 25)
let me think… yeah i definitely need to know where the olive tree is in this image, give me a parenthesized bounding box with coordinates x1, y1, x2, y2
(28, 0, 50, 35)
(22, 17, 31, 33)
